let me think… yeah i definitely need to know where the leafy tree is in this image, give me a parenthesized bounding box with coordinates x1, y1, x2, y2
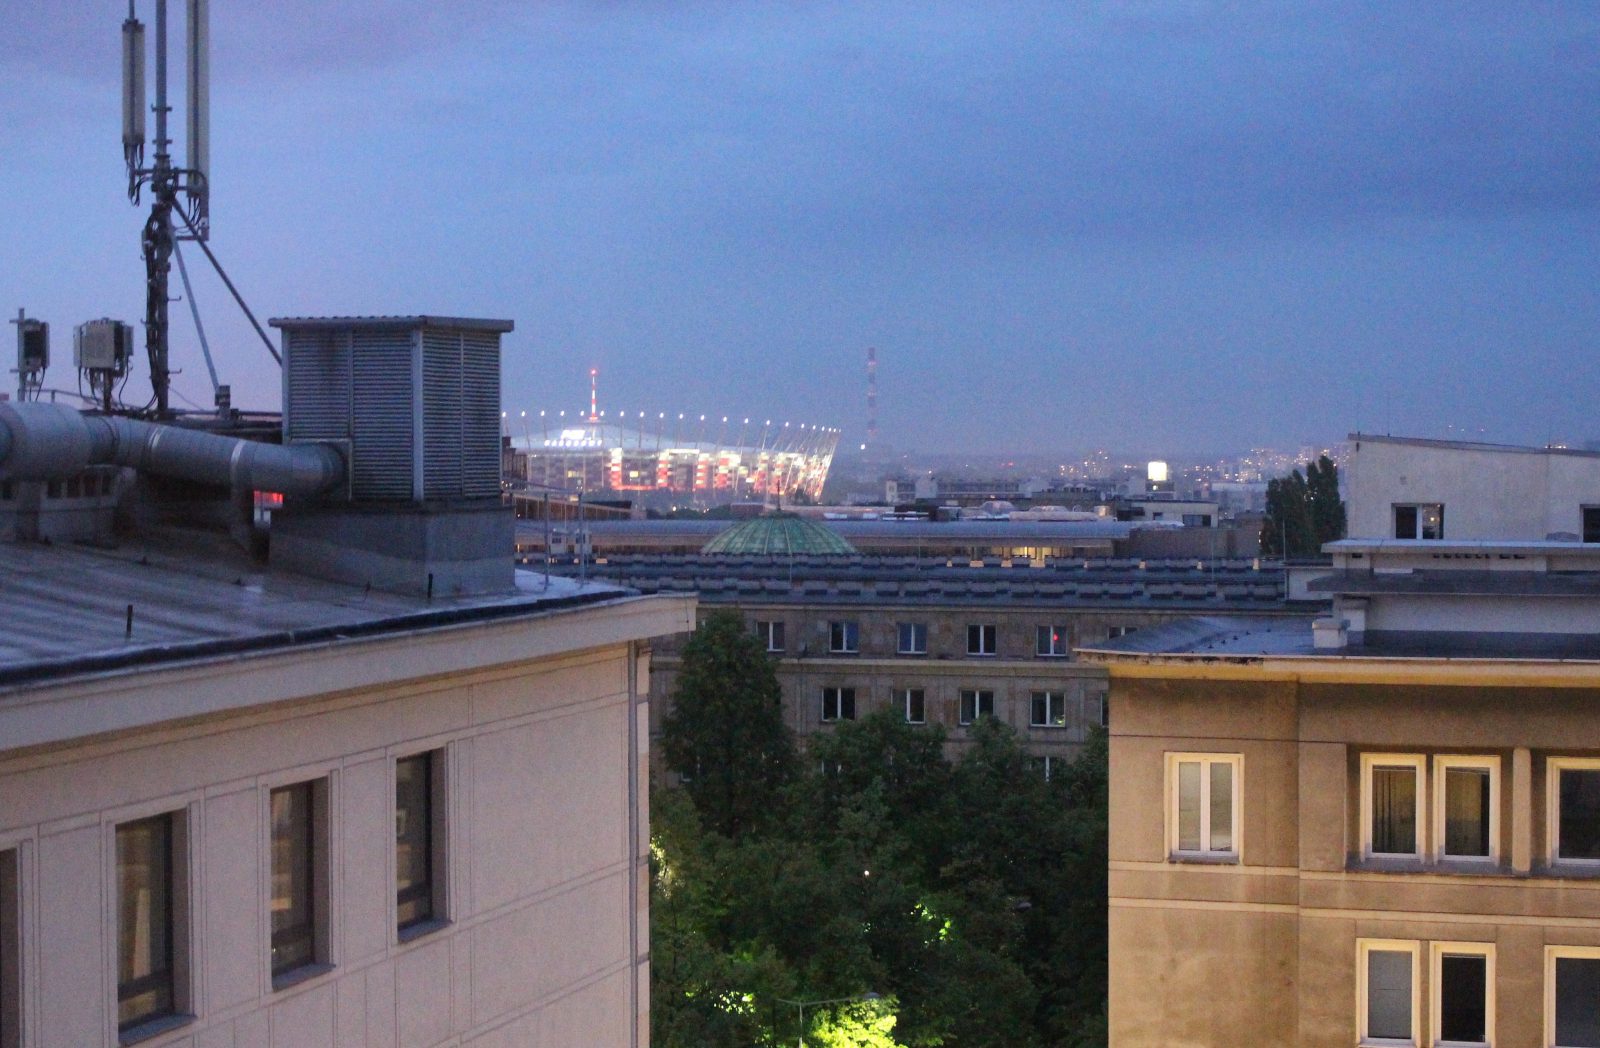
(660, 609, 797, 840)
(1261, 455, 1344, 556)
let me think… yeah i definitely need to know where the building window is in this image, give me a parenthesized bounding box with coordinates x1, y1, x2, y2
(1394, 503, 1444, 540)
(1431, 942, 1493, 1048)
(1, 849, 18, 1048)
(900, 688, 925, 724)
(1107, 625, 1136, 640)
(396, 752, 445, 938)
(1358, 939, 1419, 1046)
(1030, 691, 1067, 728)
(1547, 946, 1600, 1048)
(828, 621, 859, 654)
(966, 624, 997, 657)
(1433, 756, 1498, 862)
(756, 620, 785, 653)
(1584, 507, 1600, 545)
(1035, 625, 1069, 658)
(821, 687, 856, 722)
(1034, 756, 1057, 781)
(896, 622, 927, 656)
(1548, 758, 1600, 865)
(958, 689, 994, 725)
(1361, 754, 1425, 859)
(1166, 753, 1240, 860)
(270, 780, 328, 983)
(116, 813, 185, 1033)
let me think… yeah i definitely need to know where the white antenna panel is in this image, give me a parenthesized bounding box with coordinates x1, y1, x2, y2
(185, 0, 209, 186)
(122, 16, 146, 154)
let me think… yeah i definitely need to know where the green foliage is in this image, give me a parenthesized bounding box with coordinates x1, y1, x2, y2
(652, 697, 1110, 1048)
(1261, 454, 1345, 556)
(660, 609, 797, 839)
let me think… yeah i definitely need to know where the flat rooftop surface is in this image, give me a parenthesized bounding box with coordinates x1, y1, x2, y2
(0, 531, 625, 688)
(537, 518, 1141, 540)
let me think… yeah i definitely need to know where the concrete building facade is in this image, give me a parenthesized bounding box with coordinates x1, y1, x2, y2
(1085, 434, 1600, 1048)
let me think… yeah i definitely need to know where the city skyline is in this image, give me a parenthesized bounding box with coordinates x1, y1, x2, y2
(2, 2, 1596, 454)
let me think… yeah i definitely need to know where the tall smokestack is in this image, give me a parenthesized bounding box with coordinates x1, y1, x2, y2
(865, 346, 878, 455)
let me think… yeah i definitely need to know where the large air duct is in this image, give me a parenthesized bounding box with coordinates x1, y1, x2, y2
(0, 401, 344, 496)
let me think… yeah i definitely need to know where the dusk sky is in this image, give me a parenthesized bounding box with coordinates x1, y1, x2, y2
(2, 2, 1597, 455)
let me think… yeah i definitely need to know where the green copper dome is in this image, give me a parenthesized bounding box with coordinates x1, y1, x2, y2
(702, 513, 858, 556)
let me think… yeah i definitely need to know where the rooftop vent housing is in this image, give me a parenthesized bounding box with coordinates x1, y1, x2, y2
(268, 315, 515, 597)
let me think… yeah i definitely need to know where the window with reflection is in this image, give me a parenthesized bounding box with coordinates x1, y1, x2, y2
(116, 814, 177, 1031)
(396, 753, 440, 933)
(1553, 760, 1600, 864)
(1168, 754, 1239, 860)
(1362, 755, 1424, 859)
(270, 782, 321, 979)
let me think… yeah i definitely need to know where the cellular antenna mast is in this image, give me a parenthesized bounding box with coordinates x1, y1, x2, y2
(122, 0, 210, 418)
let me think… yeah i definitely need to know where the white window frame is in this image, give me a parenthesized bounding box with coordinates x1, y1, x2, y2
(1545, 945, 1600, 1048)
(897, 622, 927, 656)
(1361, 753, 1427, 861)
(1035, 624, 1069, 657)
(821, 686, 855, 723)
(966, 623, 997, 657)
(828, 621, 859, 655)
(958, 689, 994, 726)
(1357, 938, 1421, 1047)
(900, 687, 925, 724)
(756, 620, 784, 653)
(1432, 756, 1499, 864)
(1030, 691, 1067, 728)
(1429, 941, 1493, 1048)
(1546, 757, 1600, 868)
(1164, 752, 1242, 862)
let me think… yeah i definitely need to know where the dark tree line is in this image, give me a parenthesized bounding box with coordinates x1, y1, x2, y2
(1260, 454, 1346, 557)
(654, 609, 1108, 1048)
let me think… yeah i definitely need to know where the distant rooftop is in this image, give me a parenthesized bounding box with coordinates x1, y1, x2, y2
(1349, 432, 1600, 459)
(701, 512, 858, 556)
(268, 315, 515, 332)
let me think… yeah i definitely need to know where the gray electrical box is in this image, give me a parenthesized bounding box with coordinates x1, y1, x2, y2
(73, 319, 134, 374)
(16, 319, 48, 373)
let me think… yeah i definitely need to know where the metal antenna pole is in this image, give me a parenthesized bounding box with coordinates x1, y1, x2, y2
(142, 0, 176, 417)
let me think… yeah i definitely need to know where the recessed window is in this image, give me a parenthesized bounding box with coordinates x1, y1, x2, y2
(1361, 754, 1425, 860)
(900, 688, 925, 724)
(270, 780, 329, 983)
(1584, 507, 1600, 545)
(1036, 625, 1069, 658)
(958, 689, 993, 725)
(828, 621, 859, 654)
(1394, 503, 1444, 540)
(966, 624, 997, 657)
(1167, 753, 1240, 860)
(1548, 758, 1600, 865)
(896, 622, 927, 656)
(1431, 942, 1492, 1047)
(1, 849, 18, 1048)
(821, 687, 856, 722)
(1547, 946, 1600, 1048)
(1434, 756, 1498, 862)
(116, 813, 186, 1033)
(1030, 691, 1067, 728)
(397, 752, 446, 938)
(1108, 625, 1136, 640)
(1358, 939, 1419, 1046)
(756, 620, 785, 653)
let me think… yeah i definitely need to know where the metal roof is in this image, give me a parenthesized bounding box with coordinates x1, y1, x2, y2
(568, 519, 1139, 540)
(0, 533, 622, 690)
(268, 315, 515, 333)
(701, 514, 858, 556)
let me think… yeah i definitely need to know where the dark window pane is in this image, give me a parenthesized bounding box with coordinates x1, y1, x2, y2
(1371, 765, 1417, 854)
(1438, 954, 1486, 1044)
(2, 850, 21, 1048)
(116, 814, 174, 1029)
(840, 689, 856, 720)
(1366, 949, 1412, 1040)
(1395, 505, 1417, 539)
(1584, 508, 1600, 545)
(1556, 957, 1600, 1047)
(1561, 770, 1600, 861)
(270, 783, 316, 975)
(960, 691, 976, 724)
(396, 754, 434, 930)
(904, 690, 924, 723)
(1444, 767, 1492, 858)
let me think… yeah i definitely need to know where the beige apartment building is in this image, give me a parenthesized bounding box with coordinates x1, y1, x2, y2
(1084, 434, 1600, 1048)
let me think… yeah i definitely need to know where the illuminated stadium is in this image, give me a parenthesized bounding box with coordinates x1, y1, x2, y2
(506, 404, 840, 503)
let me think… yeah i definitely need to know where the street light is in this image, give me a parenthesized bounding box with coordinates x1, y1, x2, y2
(775, 992, 881, 1048)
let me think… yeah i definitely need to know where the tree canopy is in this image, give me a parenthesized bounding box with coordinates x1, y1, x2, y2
(1261, 454, 1345, 557)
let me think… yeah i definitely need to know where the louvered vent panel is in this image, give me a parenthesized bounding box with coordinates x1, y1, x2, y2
(284, 331, 351, 442)
(421, 331, 464, 499)
(350, 329, 415, 500)
(460, 331, 502, 498)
